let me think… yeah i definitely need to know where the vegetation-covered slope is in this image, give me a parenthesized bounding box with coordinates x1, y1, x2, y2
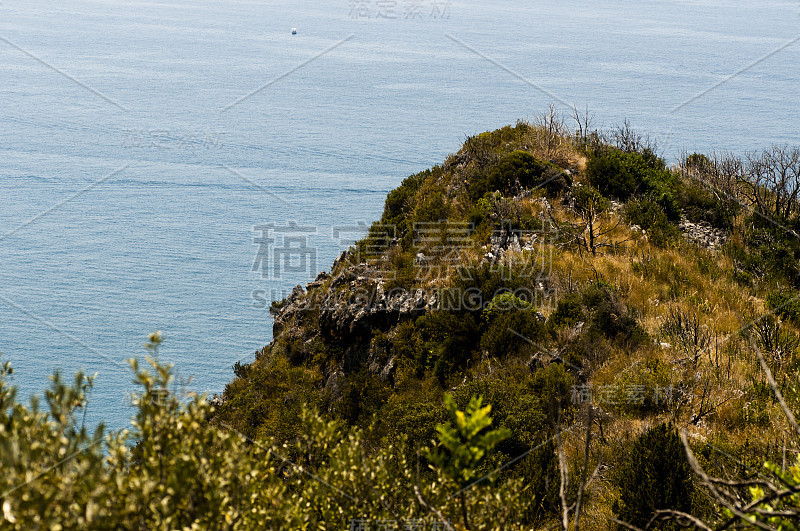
(215, 113, 800, 527)
(3, 111, 800, 529)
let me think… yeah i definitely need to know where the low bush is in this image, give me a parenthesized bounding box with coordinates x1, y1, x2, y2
(480, 309, 546, 358)
(547, 294, 586, 330)
(744, 216, 800, 286)
(612, 423, 694, 529)
(468, 150, 569, 201)
(549, 283, 648, 349)
(381, 168, 430, 231)
(586, 147, 676, 203)
(412, 184, 450, 223)
(623, 196, 681, 248)
(676, 177, 738, 230)
(585, 285, 648, 348)
(332, 369, 392, 426)
(413, 310, 482, 385)
(451, 262, 535, 307)
(766, 288, 800, 326)
(517, 440, 560, 522)
(483, 291, 533, 320)
(218, 353, 322, 442)
(452, 364, 572, 451)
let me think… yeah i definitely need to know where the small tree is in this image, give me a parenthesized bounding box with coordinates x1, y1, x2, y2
(741, 145, 800, 223)
(555, 185, 620, 256)
(424, 394, 511, 529)
(535, 103, 568, 160)
(571, 104, 595, 148)
(574, 185, 612, 255)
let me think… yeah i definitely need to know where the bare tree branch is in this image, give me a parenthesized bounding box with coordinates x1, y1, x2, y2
(574, 406, 594, 531)
(556, 424, 570, 531)
(679, 430, 777, 531)
(646, 510, 714, 531)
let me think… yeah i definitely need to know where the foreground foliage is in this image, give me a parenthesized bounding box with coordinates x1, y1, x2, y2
(0, 340, 530, 530)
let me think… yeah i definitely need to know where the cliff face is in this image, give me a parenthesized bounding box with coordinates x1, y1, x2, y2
(271, 256, 438, 380)
(269, 223, 562, 389)
(215, 121, 800, 525)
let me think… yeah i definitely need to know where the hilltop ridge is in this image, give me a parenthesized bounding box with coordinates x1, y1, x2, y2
(212, 112, 800, 526)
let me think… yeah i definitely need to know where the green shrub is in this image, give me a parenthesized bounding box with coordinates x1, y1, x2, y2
(450, 365, 572, 469)
(572, 184, 611, 216)
(480, 310, 546, 358)
(452, 372, 549, 451)
(413, 187, 450, 223)
(483, 291, 532, 320)
(547, 294, 586, 330)
(382, 168, 437, 226)
(458, 122, 536, 165)
(587, 147, 676, 202)
(737, 456, 800, 529)
(377, 384, 445, 452)
(613, 423, 694, 529)
(518, 440, 560, 522)
(676, 178, 738, 229)
(218, 353, 322, 442)
(529, 363, 575, 417)
(744, 216, 800, 286)
(623, 196, 681, 247)
(414, 310, 482, 384)
(550, 283, 647, 348)
(468, 150, 569, 201)
(466, 193, 496, 232)
(767, 289, 800, 326)
(333, 369, 392, 426)
(451, 262, 535, 308)
(584, 284, 648, 348)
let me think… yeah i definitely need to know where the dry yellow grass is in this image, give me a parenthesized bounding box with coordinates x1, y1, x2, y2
(367, 126, 798, 526)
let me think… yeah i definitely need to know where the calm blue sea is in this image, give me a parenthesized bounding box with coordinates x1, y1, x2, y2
(1, 0, 798, 431)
